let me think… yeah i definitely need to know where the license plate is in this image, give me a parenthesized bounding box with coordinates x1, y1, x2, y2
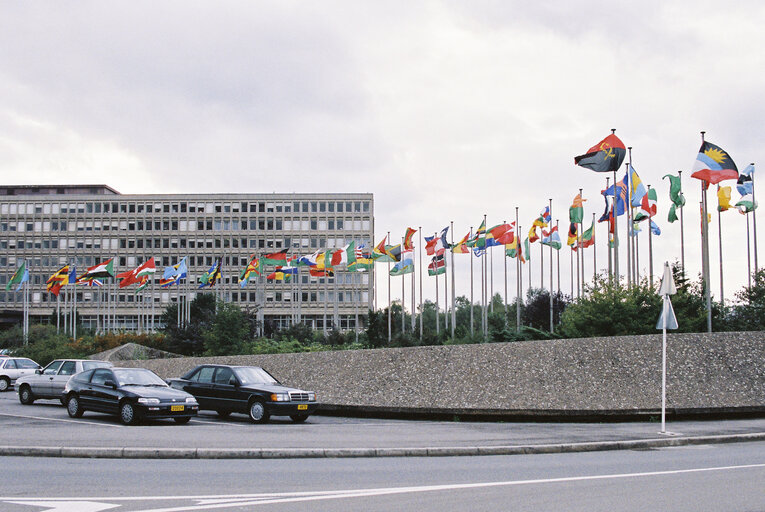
(170, 405, 184, 412)
(297, 404, 308, 410)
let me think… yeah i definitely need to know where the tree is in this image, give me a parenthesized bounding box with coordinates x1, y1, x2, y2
(201, 302, 257, 356)
(728, 269, 765, 330)
(521, 288, 569, 332)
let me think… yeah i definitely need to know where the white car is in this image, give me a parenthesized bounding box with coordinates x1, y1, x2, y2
(16, 359, 112, 405)
(0, 357, 41, 392)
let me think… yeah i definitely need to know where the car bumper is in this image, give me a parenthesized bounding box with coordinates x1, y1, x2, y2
(138, 403, 199, 419)
(267, 402, 319, 416)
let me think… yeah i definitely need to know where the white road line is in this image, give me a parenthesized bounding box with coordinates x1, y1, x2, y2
(0, 413, 123, 428)
(3, 462, 764, 510)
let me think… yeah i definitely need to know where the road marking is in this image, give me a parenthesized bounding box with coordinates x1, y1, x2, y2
(6, 500, 119, 512)
(0, 413, 122, 428)
(3, 462, 764, 511)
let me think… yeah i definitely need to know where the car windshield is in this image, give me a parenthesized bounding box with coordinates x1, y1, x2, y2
(234, 367, 278, 385)
(113, 369, 167, 387)
(16, 359, 39, 369)
(83, 361, 111, 371)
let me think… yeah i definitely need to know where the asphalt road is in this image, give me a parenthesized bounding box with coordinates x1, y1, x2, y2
(1, 442, 764, 511)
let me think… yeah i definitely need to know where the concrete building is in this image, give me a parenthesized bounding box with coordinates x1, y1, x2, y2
(0, 185, 374, 333)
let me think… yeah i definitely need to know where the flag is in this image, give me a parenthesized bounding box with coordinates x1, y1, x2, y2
(135, 276, 150, 293)
(528, 225, 540, 243)
(267, 266, 296, 281)
(567, 223, 578, 247)
(373, 236, 389, 260)
(634, 188, 658, 221)
(569, 193, 586, 223)
(46, 265, 71, 296)
(505, 236, 518, 258)
(574, 132, 627, 173)
(467, 220, 487, 248)
(668, 204, 679, 223)
(737, 163, 755, 196)
(348, 245, 374, 271)
(79, 258, 115, 280)
(717, 185, 732, 212)
(650, 220, 661, 236)
(663, 173, 686, 208)
(261, 249, 289, 266)
(6, 261, 28, 292)
(403, 227, 417, 250)
(390, 249, 414, 276)
(427, 250, 446, 276)
(160, 257, 188, 288)
(374, 238, 402, 262)
(691, 140, 738, 187)
(485, 223, 514, 247)
(76, 277, 103, 287)
(116, 258, 156, 288)
(541, 226, 562, 250)
(198, 258, 222, 289)
(425, 227, 450, 255)
(523, 237, 531, 262)
(602, 172, 628, 216)
(598, 195, 611, 223)
(451, 232, 471, 254)
(735, 194, 758, 214)
(239, 256, 261, 287)
(580, 221, 595, 248)
(629, 165, 647, 207)
(309, 268, 334, 277)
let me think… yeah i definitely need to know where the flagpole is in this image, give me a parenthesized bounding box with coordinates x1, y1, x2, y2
(746, 213, 752, 289)
(443, 238, 448, 333)
(483, 214, 488, 338)
(548, 199, 554, 332)
(56, 293, 60, 334)
(400, 236, 405, 335)
(515, 209, 521, 333)
(635, 213, 641, 284)
(570, 242, 575, 298)
(577, 188, 583, 298)
(435, 238, 440, 336)
(606, 177, 612, 283)
(503, 220, 508, 323)
(490, 235, 494, 314)
(751, 164, 759, 272)
(387, 231, 391, 344)
(700, 131, 713, 332)
(717, 193, 724, 304)
(470, 227, 474, 337)
(678, 171, 686, 277)
(73, 277, 78, 341)
(612, 135, 620, 282)
(418, 227, 423, 341)
(450, 221, 456, 339)
(592, 213, 597, 284)
(411, 242, 416, 334)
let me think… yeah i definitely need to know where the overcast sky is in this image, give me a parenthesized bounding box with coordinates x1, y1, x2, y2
(1, 1, 762, 306)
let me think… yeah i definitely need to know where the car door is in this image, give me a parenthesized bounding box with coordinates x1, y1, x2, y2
(13, 358, 40, 381)
(38, 360, 64, 396)
(211, 367, 242, 412)
(88, 369, 120, 413)
(50, 360, 77, 398)
(184, 366, 216, 409)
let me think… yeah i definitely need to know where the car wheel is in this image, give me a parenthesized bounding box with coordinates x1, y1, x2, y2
(248, 399, 270, 424)
(120, 402, 141, 426)
(18, 385, 35, 405)
(174, 416, 191, 425)
(216, 410, 231, 418)
(290, 414, 309, 423)
(0, 377, 9, 392)
(67, 394, 84, 418)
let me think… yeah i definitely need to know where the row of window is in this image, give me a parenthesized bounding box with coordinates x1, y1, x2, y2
(0, 200, 372, 216)
(72, 314, 364, 332)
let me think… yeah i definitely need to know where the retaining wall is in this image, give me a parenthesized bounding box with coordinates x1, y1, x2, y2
(120, 332, 765, 419)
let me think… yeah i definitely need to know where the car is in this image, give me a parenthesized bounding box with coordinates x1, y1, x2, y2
(63, 367, 199, 425)
(168, 364, 318, 424)
(0, 357, 41, 392)
(16, 359, 113, 405)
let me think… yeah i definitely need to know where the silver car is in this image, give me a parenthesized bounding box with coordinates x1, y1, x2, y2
(0, 357, 41, 392)
(16, 359, 112, 404)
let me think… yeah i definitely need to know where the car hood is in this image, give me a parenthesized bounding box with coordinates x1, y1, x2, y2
(239, 383, 307, 394)
(121, 385, 194, 401)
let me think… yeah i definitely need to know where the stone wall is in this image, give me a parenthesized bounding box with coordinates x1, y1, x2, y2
(119, 332, 765, 417)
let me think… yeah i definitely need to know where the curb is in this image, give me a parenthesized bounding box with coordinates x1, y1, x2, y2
(2, 432, 765, 459)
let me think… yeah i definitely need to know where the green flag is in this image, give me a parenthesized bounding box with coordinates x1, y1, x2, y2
(663, 174, 686, 208)
(6, 261, 27, 292)
(523, 237, 531, 262)
(668, 204, 679, 223)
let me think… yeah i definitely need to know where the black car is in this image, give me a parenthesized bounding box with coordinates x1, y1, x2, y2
(63, 367, 199, 425)
(168, 364, 318, 423)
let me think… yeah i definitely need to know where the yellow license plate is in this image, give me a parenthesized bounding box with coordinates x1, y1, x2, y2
(297, 404, 308, 410)
(171, 405, 185, 412)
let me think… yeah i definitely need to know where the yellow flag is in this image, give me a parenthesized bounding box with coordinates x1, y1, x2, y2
(717, 185, 732, 212)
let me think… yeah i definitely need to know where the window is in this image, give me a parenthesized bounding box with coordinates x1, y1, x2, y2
(213, 367, 235, 385)
(43, 360, 63, 375)
(191, 367, 215, 383)
(90, 369, 113, 386)
(59, 361, 76, 376)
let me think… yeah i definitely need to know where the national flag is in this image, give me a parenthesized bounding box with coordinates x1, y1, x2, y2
(541, 226, 562, 250)
(6, 261, 28, 292)
(485, 223, 514, 247)
(523, 237, 531, 262)
(46, 265, 71, 296)
(580, 221, 595, 248)
(261, 249, 289, 266)
(467, 220, 487, 248)
(238, 256, 261, 287)
(528, 225, 540, 243)
(403, 227, 417, 250)
(567, 223, 578, 247)
(650, 220, 661, 236)
(390, 249, 414, 276)
(602, 172, 628, 216)
(629, 165, 647, 207)
(348, 245, 374, 271)
(452, 231, 471, 254)
(737, 163, 755, 196)
(427, 250, 446, 276)
(309, 268, 335, 277)
(425, 227, 450, 255)
(717, 185, 732, 212)
(162, 257, 188, 280)
(505, 235, 518, 258)
(68, 265, 77, 285)
(574, 132, 627, 173)
(598, 195, 611, 223)
(267, 266, 296, 281)
(663, 173, 686, 208)
(569, 193, 586, 224)
(198, 258, 222, 289)
(634, 188, 658, 222)
(76, 277, 103, 287)
(79, 258, 115, 280)
(135, 276, 150, 293)
(116, 258, 156, 288)
(691, 140, 739, 187)
(735, 194, 758, 214)
(373, 236, 389, 260)
(668, 204, 679, 223)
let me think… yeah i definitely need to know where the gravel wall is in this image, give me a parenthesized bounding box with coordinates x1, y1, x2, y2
(119, 332, 765, 416)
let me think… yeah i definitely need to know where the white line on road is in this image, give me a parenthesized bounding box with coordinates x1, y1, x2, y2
(0, 413, 123, 428)
(3, 462, 764, 511)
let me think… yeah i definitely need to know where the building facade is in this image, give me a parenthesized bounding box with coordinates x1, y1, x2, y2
(0, 185, 374, 333)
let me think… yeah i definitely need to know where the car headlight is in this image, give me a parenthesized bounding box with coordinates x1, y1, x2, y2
(270, 393, 289, 402)
(138, 398, 160, 405)
(185, 397, 197, 404)
(308, 392, 316, 402)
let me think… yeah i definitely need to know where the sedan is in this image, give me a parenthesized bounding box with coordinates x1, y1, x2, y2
(168, 364, 318, 423)
(16, 359, 112, 405)
(64, 367, 198, 425)
(0, 357, 41, 392)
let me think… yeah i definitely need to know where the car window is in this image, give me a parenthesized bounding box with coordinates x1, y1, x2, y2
(193, 367, 215, 384)
(16, 359, 39, 369)
(113, 369, 167, 387)
(214, 367, 235, 386)
(59, 361, 76, 376)
(91, 369, 114, 386)
(74, 369, 95, 383)
(234, 367, 279, 385)
(83, 361, 111, 371)
(4, 359, 16, 369)
(43, 361, 63, 375)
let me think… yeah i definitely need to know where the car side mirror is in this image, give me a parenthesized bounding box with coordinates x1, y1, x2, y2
(103, 379, 117, 389)
(35, 369, 42, 375)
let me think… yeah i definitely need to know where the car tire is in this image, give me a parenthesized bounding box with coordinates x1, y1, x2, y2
(119, 402, 141, 426)
(18, 385, 35, 405)
(216, 410, 231, 418)
(67, 394, 84, 418)
(248, 399, 270, 424)
(290, 414, 309, 423)
(173, 416, 191, 425)
(0, 377, 9, 392)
